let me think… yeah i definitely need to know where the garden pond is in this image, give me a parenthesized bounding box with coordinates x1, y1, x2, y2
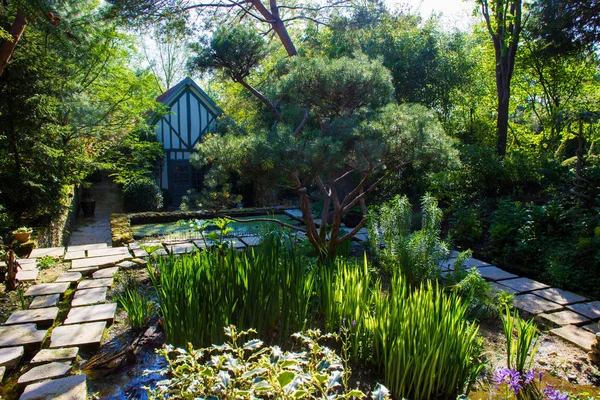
(130, 214, 301, 241)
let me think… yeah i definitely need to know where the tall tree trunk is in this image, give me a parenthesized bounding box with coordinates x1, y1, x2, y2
(0, 9, 27, 77)
(252, 0, 298, 57)
(496, 80, 510, 157)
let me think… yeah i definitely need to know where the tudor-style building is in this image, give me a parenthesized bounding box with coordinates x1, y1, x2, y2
(154, 77, 222, 202)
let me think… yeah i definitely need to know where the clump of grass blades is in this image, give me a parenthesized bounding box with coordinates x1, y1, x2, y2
(114, 287, 155, 330)
(373, 274, 483, 400)
(149, 233, 315, 348)
(320, 260, 483, 399)
(316, 255, 374, 363)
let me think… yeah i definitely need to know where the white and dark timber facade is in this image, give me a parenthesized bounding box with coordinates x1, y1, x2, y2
(154, 77, 222, 201)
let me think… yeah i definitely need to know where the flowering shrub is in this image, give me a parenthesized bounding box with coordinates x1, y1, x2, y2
(146, 326, 390, 399)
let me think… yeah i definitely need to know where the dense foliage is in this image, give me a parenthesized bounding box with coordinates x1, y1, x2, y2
(148, 229, 484, 399)
(122, 178, 163, 212)
(0, 1, 160, 232)
(148, 326, 390, 399)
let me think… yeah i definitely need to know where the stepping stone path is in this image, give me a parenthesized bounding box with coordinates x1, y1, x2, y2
(0, 346, 24, 369)
(92, 267, 119, 279)
(54, 272, 82, 283)
(70, 266, 99, 276)
(24, 283, 70, 297)
(4, 307, 59, 327)
(0, 324, 47, 348)
(20, 374, 87, 400)
(72, 287, 107, 307)
(50, 322, 107, 349)
(117, 260, 137, 269)
(437, 252, 600, 351)
(64, 303, 117, 325)
(77, 277, 113, 289)
(30, 348, 79, 365)
(18, 361, 72, 385)
(0, 243, 124, 398)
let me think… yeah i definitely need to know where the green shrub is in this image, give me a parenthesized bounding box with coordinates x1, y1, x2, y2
(147, 326, 390, 399)
(148, 233, 314, 347)
(122, 178, 163, 212)
(368, 194, 450, 285)
(450, 205, 483, 249)
(37, 256, 57, 270)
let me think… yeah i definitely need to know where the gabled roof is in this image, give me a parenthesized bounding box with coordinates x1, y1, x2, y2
(156, 77, 223, 116)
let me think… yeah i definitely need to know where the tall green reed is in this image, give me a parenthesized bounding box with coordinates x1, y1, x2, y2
(372, 274, 482, 400)
(319, 259, 483, 400)
(149, 233, 314, 348)
(501, 305, 542, 399)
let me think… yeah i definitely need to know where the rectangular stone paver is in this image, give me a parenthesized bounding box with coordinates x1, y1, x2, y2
(71, 287, 107, 307)
(0, 324, 47, 348)
(16, 269, 39, 282)
(24, 283, 70, 297)
(64, 251, 86, 261)
(29, 247, 64, 258)
(116, 260, 136, 269)
(567, 301, 600, 320)
(64, 303, 117, 325)
(30, 348, 79, 365)
(550, 325, 596, 350)
(87, 247, 131, 258)
(284, 209, 303, 220)
(166, 243, 197, 255)
(534, 288, 587, 306)
(132, 248, 149, 258)
(490, 282, 519, 295)
(18, 361, 71, 385)
(540, 310, 591, 326)
(69, 266, 99, 276)
(5, 307, 59, 327)
(499, 277, 550, 293)
(20, 374, 87, 400)
(0, 346, 24, 369)
(92, 267, 118, 279)
(71, 255, 131, 269)
(583, 323, 600, 334)
(67, 243, 107, 252)
(463, 258, 493, 268)
(17, 260, 38, 271)
(513, 294, 563, 315)
(55, 272, 82, 283)
(240, 236, 262, 247)
(475, 266, 518, 281)
(77, 278, 113, 290)
(225, 239, 247, 249)
(50, 321, 106, 348)
(29, 294, 60, 309)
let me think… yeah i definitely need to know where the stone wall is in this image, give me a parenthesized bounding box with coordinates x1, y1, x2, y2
(35, 187, 80, 248)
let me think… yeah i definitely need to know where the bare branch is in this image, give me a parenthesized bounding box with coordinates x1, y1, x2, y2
(293, 107, 309, 138)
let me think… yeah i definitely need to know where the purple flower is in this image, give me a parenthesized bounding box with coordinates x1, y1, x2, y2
(493, 367, 511, 389)
(342, 318, 347, 327)
(524, 369, 536, 384)
(544, 386, 568, 400)
(351, 320, 356, 327)
(507, 369, 523, 394)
